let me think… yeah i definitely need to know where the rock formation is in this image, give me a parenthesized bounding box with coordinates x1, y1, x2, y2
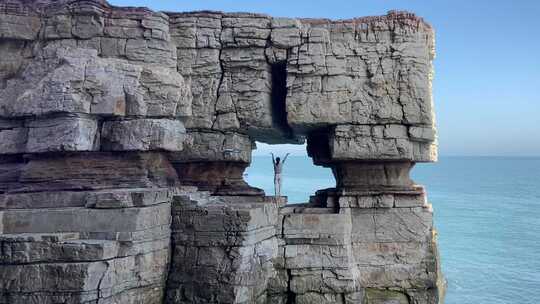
(0, 0, 445, 303)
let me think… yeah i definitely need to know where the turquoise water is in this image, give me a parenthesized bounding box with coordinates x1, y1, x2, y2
(246, 156, 540, 304)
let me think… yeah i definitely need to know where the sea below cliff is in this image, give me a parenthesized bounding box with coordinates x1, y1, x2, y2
(247, 156, 540, 304)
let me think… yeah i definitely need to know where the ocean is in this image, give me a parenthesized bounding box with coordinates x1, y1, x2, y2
(246, 156, 540, 304)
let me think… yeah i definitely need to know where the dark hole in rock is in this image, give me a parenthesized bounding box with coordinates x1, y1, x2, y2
(270, 61, 294, 140)
(306, 129, 333, 167)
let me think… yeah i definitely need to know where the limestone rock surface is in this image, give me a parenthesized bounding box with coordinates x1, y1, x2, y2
(101, 119, 186, 151)
(0, 1, 444, 304)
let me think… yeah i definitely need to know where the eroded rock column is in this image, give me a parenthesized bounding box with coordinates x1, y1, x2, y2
(270, 13, 445, 304)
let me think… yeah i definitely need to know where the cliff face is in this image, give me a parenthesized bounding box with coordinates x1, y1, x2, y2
(0, 1, 444, 303)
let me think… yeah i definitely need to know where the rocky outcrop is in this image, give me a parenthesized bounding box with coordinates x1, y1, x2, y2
(0, 1, 444, 303)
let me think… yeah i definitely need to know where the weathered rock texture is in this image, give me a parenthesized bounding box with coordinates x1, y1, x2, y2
(0, 0, 444, 303)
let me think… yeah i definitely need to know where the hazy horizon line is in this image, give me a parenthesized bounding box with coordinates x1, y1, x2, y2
(251, 154, 540, 158)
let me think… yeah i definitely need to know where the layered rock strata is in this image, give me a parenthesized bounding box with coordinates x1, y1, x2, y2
(1, 1, 187, 302)
(0, 1, 444, 303)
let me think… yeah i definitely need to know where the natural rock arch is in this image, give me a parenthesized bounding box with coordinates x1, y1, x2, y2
(0, 1, 444, 303)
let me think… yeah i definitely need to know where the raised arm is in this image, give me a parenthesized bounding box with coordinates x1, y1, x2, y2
(270, 152, 275, 164)
(282, 153, 290, 163)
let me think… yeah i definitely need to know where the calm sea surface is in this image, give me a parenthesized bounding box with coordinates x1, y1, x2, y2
(246, 156, 540, 304)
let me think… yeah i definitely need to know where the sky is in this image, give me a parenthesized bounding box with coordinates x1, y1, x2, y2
(110, 0, 540, 156)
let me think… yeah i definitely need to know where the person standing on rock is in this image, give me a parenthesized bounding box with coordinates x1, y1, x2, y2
(271, 152, 289, 197)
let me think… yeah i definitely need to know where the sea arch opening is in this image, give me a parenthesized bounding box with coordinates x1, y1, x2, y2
(245, 141, 335, 204)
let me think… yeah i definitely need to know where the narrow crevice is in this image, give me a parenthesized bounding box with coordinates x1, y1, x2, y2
(270, 61, 294, 140)
(280, 214, 288, 238)
(211, 18, 226, 130)
(285, 269, 296, 304)
(210, 48, 225, 130)
(96, 261, 109, 304)
(396, 69, 408, 123)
